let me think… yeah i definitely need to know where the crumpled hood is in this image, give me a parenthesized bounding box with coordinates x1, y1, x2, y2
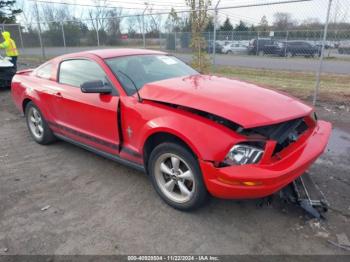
(139, 75, 313, 128)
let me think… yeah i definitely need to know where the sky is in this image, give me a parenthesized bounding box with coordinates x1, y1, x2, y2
(17, 0, 350, 29)
(70, 0, 349, 24)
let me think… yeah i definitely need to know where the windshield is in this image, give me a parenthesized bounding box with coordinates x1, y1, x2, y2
(106, 54, 198, 95)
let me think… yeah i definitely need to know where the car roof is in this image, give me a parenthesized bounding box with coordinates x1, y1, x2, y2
(57, 48, 167, 60)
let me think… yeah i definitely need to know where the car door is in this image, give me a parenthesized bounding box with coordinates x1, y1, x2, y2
(295, 42, 308, 55)
(264, 40, 275, 54)
(51, 59, 120, 155)
(302, 42, 313, 55)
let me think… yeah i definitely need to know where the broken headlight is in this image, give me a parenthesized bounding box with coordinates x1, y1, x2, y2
(223, 143, 264, 166)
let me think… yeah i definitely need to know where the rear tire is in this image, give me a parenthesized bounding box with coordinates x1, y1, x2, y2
(25, 102, 56, 145)
(148, 142, 208, 211)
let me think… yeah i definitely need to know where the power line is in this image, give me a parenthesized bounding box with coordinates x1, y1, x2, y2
(105, 0, 188, 8)
(29, 0, 188, 11)
(29, 0, 120, 9)
(26, 0, 313, 24)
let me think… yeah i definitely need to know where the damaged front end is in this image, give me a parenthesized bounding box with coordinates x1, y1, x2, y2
(279, 173, 329, 219)
(148, 100, 331, 218)
(236, 114, 329, 219)
(237, 115, 312, 156)
(200, 111, 329, 218)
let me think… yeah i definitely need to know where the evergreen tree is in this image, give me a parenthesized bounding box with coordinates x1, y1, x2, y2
(220, 17, 233, 31)
(235, 20, 248, 31)
(205, 16, 214, 32)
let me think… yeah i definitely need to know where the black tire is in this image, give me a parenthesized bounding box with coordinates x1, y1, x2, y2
(148, 142, 208, 211)
(0, 80, 9, 89)
(25, 102, 56, 145)
(227, 50, 233, 54)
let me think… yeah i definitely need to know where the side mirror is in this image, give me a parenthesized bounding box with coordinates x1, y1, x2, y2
(80, 80, 112, 94)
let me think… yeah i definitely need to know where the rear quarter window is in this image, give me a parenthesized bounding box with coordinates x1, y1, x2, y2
(36, 63, 52, 80)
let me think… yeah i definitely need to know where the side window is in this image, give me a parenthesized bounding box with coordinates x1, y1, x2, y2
(59, 59, 106, 87)
(36, 63, 52, 80)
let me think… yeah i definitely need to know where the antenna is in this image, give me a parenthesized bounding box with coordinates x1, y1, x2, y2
(117, 70, 143, 102)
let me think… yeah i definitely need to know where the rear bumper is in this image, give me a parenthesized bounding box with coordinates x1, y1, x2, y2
(200, 120, 332, 199)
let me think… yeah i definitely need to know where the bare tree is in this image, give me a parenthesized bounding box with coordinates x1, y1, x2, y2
(41, 3, 72, 23)
(148, 7, 162, 35)
(165, 8, 180, 32)
(186, 0, 212, 73)
(106, 8, 123, 35)
(258, 15, 269, 32)
(16, 0, 35, 30)
(88, 0, 112, 33)
(126, 15, 138, 36)
(273, 12, 296, 31)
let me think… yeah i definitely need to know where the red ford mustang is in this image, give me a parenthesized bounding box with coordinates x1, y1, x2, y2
(11, 49, 331, 210)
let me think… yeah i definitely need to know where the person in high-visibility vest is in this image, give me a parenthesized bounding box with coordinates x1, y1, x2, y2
(0, 31, 19, 69)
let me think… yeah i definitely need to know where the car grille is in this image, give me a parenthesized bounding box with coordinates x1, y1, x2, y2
(239, 117, 309, 154)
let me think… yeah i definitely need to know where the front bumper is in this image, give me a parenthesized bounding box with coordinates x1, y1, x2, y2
(200, 120, 332, 199)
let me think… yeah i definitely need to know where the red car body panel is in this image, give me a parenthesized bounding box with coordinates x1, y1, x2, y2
(140, 75, 313, 128)
(11, 49, 332, 200)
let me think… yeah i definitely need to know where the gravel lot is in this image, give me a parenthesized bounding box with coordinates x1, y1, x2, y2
(0, 61, 350, 255)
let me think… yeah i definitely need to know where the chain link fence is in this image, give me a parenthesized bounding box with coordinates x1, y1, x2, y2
(2, 23, 349, 58)
(1, 0, 349, 104)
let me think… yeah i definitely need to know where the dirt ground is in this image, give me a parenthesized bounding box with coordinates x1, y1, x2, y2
(0, 60, 349, 255)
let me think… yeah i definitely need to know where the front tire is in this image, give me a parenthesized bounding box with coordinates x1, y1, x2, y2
(148, 142, 208, 210)
(25, 102, 55, 145)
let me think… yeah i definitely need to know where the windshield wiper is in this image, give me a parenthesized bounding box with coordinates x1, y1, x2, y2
(117, 70, 142, 102)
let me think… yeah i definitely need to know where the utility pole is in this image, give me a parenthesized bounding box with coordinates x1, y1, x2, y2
(96, 17, 100, 46)
(18, 24, 24, 49)
(61, 22, 66, 48)
(212, 0, 221, 70)
(313, 0, 333, 105)
(142, 4, 149, 48)
(34, 0, 45, 59)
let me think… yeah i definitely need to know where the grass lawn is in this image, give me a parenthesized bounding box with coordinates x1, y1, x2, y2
(215, 66, 350, 104)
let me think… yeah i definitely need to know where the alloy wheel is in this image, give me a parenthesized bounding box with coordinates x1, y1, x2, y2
(28, 107, 44, 140)
(154, 153, 195, 204)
